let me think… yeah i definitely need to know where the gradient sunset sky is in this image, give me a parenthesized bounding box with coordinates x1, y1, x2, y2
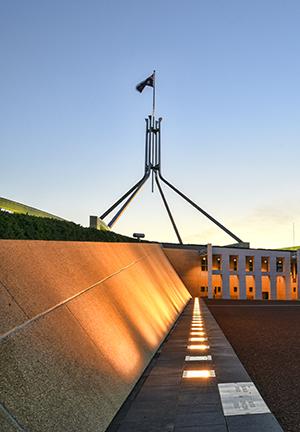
(1, 1, 300, 248)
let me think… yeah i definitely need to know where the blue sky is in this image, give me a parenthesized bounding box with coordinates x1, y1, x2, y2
(1, 1, 300, 247)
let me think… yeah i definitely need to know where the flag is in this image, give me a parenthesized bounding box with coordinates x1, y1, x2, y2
(136, 73, 154, 93)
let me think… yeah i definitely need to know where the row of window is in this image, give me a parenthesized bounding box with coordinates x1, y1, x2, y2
(200, 286, 297, 294)
(200, 256, 287, 272)
(200, 286, 254, 293)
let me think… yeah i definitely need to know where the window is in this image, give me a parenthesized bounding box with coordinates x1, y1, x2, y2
(201, 257, 208, 271)
(249, 287, 253, 293)
(217, 286, 221, 293)
(200, 286, 206, 292)
(230, 256, 238, 271)
(276, 258, 284, 272)
(212, 255, 221, 270)
(261, 257, 269, 272)
(233, 287, 238, 293)
(246, 256, 254, 272)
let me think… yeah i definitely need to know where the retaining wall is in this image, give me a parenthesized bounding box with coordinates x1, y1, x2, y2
(163, 247, 201, 297)
(0, 241, 190, 432)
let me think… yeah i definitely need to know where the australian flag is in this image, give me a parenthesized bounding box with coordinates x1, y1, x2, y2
(136, 73, 154, 93)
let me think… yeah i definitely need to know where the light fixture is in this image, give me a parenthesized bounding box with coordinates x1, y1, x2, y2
(182, 370, 215, 378)
(188, 344, 210, 350)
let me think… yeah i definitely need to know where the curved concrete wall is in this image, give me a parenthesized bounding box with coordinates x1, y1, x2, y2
(163, 248, 201, 297)
(0, 241, 190, 432)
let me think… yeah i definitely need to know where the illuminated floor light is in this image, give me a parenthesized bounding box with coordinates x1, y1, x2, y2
(188, 344, 210, 350)
(185, 355, 212, 361)
(182, 370, 216, 378)
(189, 337, 208, 342)
(190, 331, 206, 336)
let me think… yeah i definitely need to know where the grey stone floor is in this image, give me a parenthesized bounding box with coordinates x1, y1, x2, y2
(107, 299, 283, 432)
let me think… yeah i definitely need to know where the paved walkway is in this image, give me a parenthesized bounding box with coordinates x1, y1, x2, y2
(107, 298, 282, 432)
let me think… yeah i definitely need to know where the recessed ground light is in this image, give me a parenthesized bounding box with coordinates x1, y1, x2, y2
(189, 337, 208, 342)
(190, 331, 206, 336)
(188, 344, 210, 350)
(185, 355, 212, 361)
(182, 370, 215, 378)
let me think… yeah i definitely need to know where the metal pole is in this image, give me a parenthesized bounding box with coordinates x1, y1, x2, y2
(152, 70, 156, 117)
(144, 118, 149, 174)
(100, 174, 148, 220)
(108, 175, 148, 227)
(150, 115, 154, 192)
(158, 173, 243, 244)
(155, 173, 183, 244)
(158, 117, 162, 173)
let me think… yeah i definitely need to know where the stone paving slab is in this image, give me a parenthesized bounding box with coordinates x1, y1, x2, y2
(107, 299, 283, 432)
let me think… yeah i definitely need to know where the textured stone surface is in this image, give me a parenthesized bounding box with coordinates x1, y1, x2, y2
(0, 281, 27, 334)
(0, 241, 190, 432)
(0, 407, 20, 432)
(0, 241, 159, 326)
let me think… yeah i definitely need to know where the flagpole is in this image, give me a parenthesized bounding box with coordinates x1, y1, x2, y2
(152, 70, 156, 117)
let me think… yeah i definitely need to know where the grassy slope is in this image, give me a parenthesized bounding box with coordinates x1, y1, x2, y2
(0, 211, 135, 242)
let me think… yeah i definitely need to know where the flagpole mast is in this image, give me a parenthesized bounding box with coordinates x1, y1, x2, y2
(152, 70, 156, 117)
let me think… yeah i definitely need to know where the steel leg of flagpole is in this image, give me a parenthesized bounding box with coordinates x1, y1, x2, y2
(108, 175, 149, 228)
(155, 172, 183, 244)
(158, 173, 243, 244)
(100, 174, 149, 220)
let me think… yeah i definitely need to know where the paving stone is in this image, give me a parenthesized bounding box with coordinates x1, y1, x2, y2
(226, 413, 283, 431)
(174, 425, 228, 432)
(175, 411, 226, 427)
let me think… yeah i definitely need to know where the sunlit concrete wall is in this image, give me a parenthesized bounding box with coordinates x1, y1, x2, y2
(163, 248, 202, 297)
(0, 240, 190, 432)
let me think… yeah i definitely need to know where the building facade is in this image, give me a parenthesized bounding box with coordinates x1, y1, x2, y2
(163, 244, 300, 300)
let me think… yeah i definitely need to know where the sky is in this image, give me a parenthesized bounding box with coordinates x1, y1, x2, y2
(1, 0, 300, 248)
